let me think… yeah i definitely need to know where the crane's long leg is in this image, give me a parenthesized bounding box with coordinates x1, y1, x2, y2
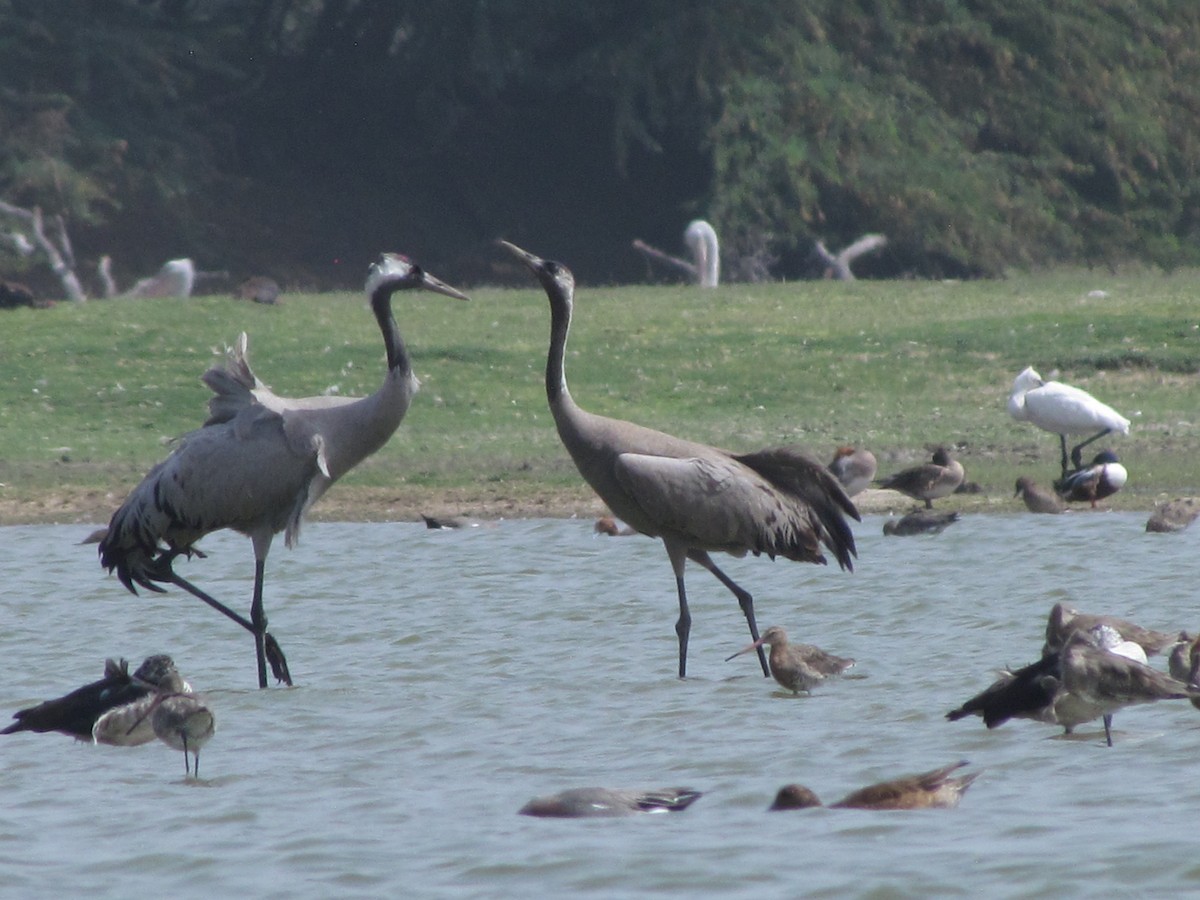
(250, 560, 268, 689)
(672, 573, 692, 680)
(161, 568, 293, 688)
(1102, 713, 1114, 747)
(664, 543, 693, 679)
(1069, 428, 1113, 472)
(688, 550, 770, 678)
(1058, 434, 1071, 481)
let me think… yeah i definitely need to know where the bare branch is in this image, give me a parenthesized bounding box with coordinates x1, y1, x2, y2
(98, 255, 117, 298)
(815, 234, 888, 281)
(0, 200, 86, 301)
(632, 238, 699, 278)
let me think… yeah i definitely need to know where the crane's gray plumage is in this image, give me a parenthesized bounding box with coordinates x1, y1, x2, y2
(500, 241, 857, 678)
(99, 254, 468, 688)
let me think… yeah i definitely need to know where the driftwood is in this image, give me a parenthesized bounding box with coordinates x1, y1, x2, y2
(0, 200, 86, 301)
(632, 238, 698, 278)
(123, 258, 196, 298)
(97, 255, 117, 298)
(813, 234, 888, 281)
(633, 219, 720, 287)
(235, 275, 281, 305)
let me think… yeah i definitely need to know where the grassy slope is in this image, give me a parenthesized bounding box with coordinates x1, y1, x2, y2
(2, 269, 1198, 523)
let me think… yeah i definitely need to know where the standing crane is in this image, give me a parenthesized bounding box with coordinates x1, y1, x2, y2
(99, 254, 469, 688)
(499, 240, 858, 679)
(1007, 366, 1130, 479)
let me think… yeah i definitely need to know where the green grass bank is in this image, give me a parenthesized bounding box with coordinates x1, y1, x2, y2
(2, 269, 1198, 525)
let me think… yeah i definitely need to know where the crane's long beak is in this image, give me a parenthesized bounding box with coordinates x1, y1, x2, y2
(419, 269, 470, 301)
(497, 240, 543, 272)
(724, 637, 767, 663)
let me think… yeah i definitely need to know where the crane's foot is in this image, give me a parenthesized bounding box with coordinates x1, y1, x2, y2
(265, 633, 293, 686)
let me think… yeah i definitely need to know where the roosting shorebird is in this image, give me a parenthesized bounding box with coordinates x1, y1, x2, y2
(500, 241, 857, 679)
(1007, 367, 1130, 480)
(131, 669, 215, 777)
(99, 255, 469, 688)
(2, 655, 179, 741)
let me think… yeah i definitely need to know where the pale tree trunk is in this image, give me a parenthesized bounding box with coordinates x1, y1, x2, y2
(0, 200, 87, 301)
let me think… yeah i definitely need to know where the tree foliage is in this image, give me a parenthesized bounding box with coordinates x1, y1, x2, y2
(1, 0, 1198, 287)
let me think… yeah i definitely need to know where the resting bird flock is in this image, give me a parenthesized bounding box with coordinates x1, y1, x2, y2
(2, 654, 179, 741)
(1007, 366, 1130, 479)
(500, 240, 857, 679)
(99, 254, 469, 688)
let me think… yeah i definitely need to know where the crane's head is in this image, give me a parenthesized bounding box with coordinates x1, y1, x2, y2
(366, 253, 469, 301)
(497, 240, 575, 301)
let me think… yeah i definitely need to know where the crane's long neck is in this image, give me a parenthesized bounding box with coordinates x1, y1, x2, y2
(372, 285, 410, 376)
(546, 288, 572, 408)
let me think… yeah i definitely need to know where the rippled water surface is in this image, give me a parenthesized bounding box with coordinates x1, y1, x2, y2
(2, 513, 1199, 898)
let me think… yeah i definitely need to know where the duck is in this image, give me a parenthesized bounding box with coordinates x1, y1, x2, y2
(593, 515, 637, 536)
(1145, 498, 1200, 534)
(1043, 602, 1178, 658)
(876, 448, 964, 509)
(519, 787, 702, 818)
(769, 761, 979, 811)
(1055, 450, 1126, 508)
(882, 510, 960, 536)
(1014, 476, 1064, 514)
(828, 447, 877, 498)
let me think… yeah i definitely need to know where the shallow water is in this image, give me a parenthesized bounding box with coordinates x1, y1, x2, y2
(2, 513, 1199, 898)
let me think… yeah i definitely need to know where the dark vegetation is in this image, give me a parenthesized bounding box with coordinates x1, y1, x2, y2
(1, 1, 1198, 293)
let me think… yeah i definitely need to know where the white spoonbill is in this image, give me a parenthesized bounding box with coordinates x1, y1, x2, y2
(1007, 367, 1130, 478)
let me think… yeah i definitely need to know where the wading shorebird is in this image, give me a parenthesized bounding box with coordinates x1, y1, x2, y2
(726, 625, 854, 694)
